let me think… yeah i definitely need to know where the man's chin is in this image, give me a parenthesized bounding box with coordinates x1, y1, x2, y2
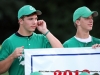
(31, 29, 36, 32)
(88, 28, 92, 31)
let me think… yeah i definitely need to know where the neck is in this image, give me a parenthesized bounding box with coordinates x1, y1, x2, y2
(18, 28, 33, 36)
(75, 29, 90, 39)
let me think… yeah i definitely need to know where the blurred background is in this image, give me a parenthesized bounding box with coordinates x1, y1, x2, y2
(0, 0, 100, 75)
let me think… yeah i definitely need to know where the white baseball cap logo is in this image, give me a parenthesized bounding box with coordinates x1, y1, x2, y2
(29, 6, 33, 10)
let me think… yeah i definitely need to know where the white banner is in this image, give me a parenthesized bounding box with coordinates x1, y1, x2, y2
(24, 47, 100, 75)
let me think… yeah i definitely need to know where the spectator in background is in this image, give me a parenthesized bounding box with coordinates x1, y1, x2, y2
(93, 73, 99, 75)
(80, 72, 90, 75)
(31, 71, 43, 75)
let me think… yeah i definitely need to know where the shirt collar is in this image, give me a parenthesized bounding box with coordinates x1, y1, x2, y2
(15, 32, 33, 38)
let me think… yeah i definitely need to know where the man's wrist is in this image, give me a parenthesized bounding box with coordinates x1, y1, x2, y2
(41, 29, 48, 34)
(43, 30, 50, 36)
(9, 54, 15, 60)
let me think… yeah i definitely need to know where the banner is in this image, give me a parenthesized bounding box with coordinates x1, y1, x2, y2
(24, 47, 100, 75)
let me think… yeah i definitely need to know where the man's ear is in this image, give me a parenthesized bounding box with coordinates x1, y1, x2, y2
(75, 19, 80, 26)
(18, 19, 23, 25)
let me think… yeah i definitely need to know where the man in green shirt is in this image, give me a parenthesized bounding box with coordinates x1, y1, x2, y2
(63, 6, 100, 47)
(0, 5, 63, 75)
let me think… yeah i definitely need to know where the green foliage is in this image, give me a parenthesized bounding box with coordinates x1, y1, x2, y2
(0, 0, 100, 43)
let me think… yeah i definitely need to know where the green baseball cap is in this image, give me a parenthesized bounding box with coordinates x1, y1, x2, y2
(18, 5, 42, 19)
(80, 72, 90, 75)
(30, 72, 43, 75)
(73, 6, 98, 22)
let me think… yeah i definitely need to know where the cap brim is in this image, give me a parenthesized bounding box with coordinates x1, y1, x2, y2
(92, 11, 98, 17)
(82, 11, 98, 18)
(35, 10, 42, 15)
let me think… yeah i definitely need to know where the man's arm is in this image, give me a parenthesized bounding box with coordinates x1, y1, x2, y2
(45, 30, 63, 48)
(0, 46, 24, 74)
(0, 54, 14, 73)
(37, 20, 63, 48)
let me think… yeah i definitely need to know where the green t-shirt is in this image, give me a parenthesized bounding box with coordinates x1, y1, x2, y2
(63, 36, 100, 47)
(0, 32, 51, 75)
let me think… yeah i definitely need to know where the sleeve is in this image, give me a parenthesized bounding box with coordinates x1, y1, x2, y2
(0, 39, 12, 61)
(92, 37, 100, 44)
(42, 35, 52, 48)
(63, 41, 68, 48)
(97, 39, 100, 44)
